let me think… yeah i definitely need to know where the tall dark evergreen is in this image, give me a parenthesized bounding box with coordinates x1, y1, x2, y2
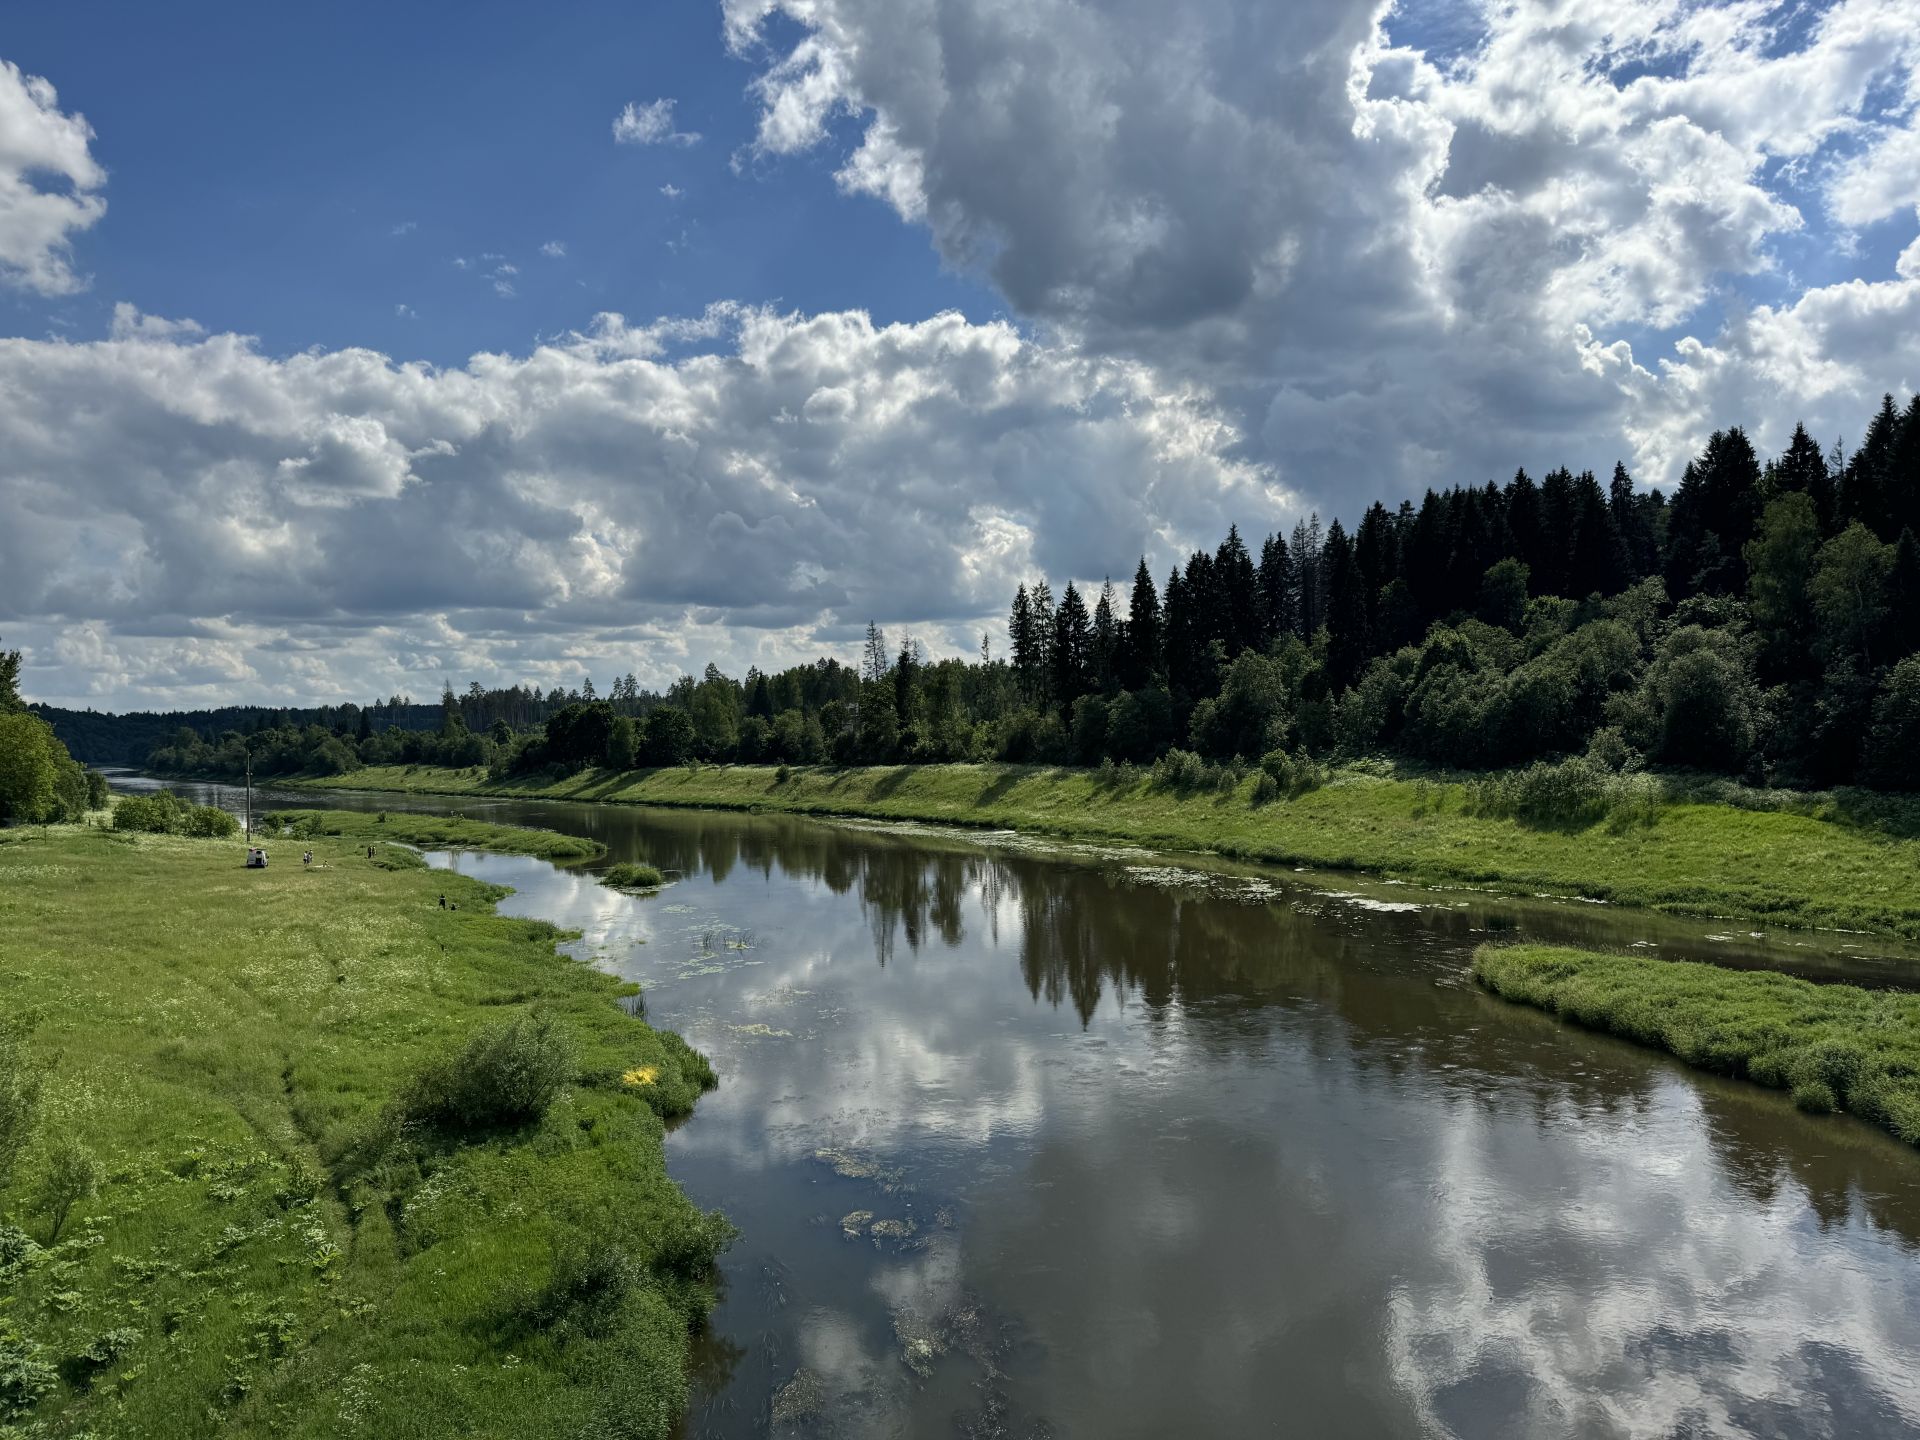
(1841, 393, 1903, 537)
(1321, 520, 1369, 689)
(1288, 516, 1322, 637)
(1009, 586, 1040, 700)
(1352, 501, 1398, 637)
(1666, 426, 1763, 597)
(1090, 579, 1120, 692)
(1162, 566, 1197, 696)
(1567, 469, 1620, 597)
(1506, 469, 1545, 584)
(1887, 528, 1920, 664)
(1773, 423, 1836, 534)
(1256, 532, 1293, 644)
(1215, 525, 1262, 657)
(1050, 582, 1092, 712)
(1122, 559, 1163, 688)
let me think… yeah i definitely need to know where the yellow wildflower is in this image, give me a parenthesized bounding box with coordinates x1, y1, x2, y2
(622, 1065, 659, 1087)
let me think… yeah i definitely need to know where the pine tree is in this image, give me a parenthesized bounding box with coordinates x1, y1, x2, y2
(1841, 394, 1903, 538)
(1123, 559, 1162, 688)
(1322, 520, 1369, 689)
(1774, 423, 1835, 534)
(1288, 516, 1322, 637)
(1353, 503, 1398, 636)
(861, 622, 890, 684)
(1090, 579, 1119, 692)
(1256, 532, 1293, 646)
(893, 639, 921, 733)
(1030, 581, 1056, 703)
(1215, 524, 1261, 656)
(1567, 469, 1620, 597)
(1051, 582, 1092, 711)
(1886, 527, 1920, 664)
(1506, 469, 1544, 581)
(1009, 585, 1037, 699)
(1161, 566, 1192, 695)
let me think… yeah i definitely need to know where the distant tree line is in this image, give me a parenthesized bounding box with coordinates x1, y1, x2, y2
(60, 391, 1920, 793)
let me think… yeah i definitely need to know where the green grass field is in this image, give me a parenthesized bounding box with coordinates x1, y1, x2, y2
(1474, 944, 1920, 1147)
(294, 761, 1920, 941)
(0, 817, 722, 1439)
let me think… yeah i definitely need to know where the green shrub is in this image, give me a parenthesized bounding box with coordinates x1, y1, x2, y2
(179, 805, 238, 838)
(1259, 747, 1327, 798)
(521, 1238, 639, 1341)
(601, 862, 665, 890)
(1249, 771, 1281, 806)
(0, 1333, 57, 1421)
(112, 791, 182, 833)
(1150, 748, 1207, 791)
(406, 1013, 574, 1131)
(0, 1018, 41, 1196)
(84, 771, 110, 810)
(34, 1137, 99, 1244)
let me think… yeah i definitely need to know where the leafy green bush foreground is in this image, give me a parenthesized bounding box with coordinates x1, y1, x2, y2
(0, 821, 722, 1439)
(1474, 944, 1920, 1146)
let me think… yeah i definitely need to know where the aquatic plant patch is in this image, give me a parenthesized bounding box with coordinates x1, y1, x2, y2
(1473, 944, 1920, 1147)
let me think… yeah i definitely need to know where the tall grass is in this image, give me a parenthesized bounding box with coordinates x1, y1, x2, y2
(1474, 944, 1920, 1146)
(0, 822, 721, 1438)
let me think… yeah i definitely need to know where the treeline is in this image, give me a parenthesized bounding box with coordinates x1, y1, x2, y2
(101, 391, 1920, 793)
(0, 645, 109, 823)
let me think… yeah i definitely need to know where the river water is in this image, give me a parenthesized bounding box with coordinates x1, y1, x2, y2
(114, 775, 1920, 1437)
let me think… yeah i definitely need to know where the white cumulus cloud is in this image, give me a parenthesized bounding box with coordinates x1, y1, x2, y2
(0, 58, 106, 295)
(724, 0, 1920, 505)
(0, 306, 1280, 708)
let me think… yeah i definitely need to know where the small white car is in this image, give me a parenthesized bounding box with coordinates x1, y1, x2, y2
(246, 847, 268, 868)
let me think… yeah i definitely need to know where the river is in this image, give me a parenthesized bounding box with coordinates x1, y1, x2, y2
(113, 774, 1920, 1437)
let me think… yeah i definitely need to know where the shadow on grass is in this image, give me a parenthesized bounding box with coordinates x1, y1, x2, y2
(973, 766, 1033, 808)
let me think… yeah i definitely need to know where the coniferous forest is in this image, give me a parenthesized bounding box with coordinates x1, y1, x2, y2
(52, 393, 1920, 793)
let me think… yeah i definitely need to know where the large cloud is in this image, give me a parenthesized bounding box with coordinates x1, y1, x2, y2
(725, 0, 1920, 501)
(0, 305, 1277, 708)
(0, 58, 105, 296)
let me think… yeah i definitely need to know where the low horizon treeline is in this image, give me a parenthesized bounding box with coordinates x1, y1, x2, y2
(96, 391, 1920, 793)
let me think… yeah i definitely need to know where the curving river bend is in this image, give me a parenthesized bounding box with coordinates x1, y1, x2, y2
(117, 775, 1920, 1438)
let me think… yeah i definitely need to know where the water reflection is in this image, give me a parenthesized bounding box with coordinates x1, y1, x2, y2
(114, 776, 1920, 1437)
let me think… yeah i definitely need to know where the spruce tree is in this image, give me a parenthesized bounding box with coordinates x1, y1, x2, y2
(1090, 579, 1119, 691)
(1051, 582, 1093, 711)
(1256, 533, 1293, 645)
(1123, 559, 1163, 688)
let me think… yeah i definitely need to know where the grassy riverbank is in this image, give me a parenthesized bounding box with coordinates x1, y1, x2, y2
(0, 817, 722, 1439)
(290, 761, 1920, 941)
(1474, 945, 1920, 1148)
(265, 806, 604, 861)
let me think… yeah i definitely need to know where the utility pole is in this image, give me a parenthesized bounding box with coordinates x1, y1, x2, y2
(244, 741, 253, 841)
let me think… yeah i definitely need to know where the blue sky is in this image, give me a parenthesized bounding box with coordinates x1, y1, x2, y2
(0, 0, 997, 365)
(1, 0, 1917, 709)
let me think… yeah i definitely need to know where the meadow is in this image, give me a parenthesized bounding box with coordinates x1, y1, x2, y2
(0, 816, 722, 1439)
(1474, 944, 1920, 1148)
(295, 761, 1920, 941)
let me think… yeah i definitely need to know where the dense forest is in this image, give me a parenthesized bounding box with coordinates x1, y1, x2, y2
(67, 392, 1920, 793)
